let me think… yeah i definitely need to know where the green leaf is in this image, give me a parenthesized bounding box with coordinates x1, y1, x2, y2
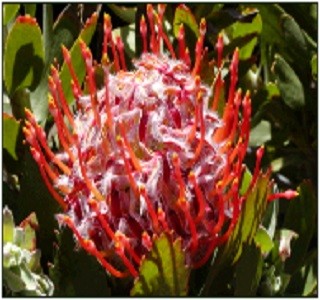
(59, 12, 98, 104)
(281, 14, 308, 62)
(173, 5, 199, 38)
(235, 243, 263, 296)
(11, 88, 31, 121)
(267, 81, 280, 95)
(249, 120, 272, 147)
(311, 54, 317, 79)
(279, 4, 317, 41)
(283, 180, 316, 274)
(254, 226, 274, 255)
(302, 254, 317, 296)
(4, 16, 44, 96)
(28, 250, 42, 273)
(107, 4, 136, 24)
(272, 54, 305, 109)
(220, 171, 271, 264)
(205, 6, 258, 39)
(239, 167, 252, 196)
(3, 4, 20, 25)
(262, 198, 278, 239)
(3, 206, 15, 243)
(24, 4, 36, 17)
(131, 233, 190, 296)
(229, 13, 262, 60)
(29, 4, 82, 124)
(256, 4, 285, 47)
(3, 113, 21, 160)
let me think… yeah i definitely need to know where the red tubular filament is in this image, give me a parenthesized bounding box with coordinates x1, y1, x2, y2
(192, 18, 206, 77)
(30, 147, 67, 211)
(140, 15, 148, 53)
(191, 94, 205, 164)
(104, 14, 120, 71)
(147, 4, 156, 54)
(188, 172, 206, 223)
(24, 109, 71, 175)
(80, 41, 110, 155)
(119, 122, 142, 172)
(178, 24, 186, 60)
(142, 231, 153, 251)
(178, 199, 198, 254)
(116, 36, 127, 71)
(48, 77, 75, 145)
(48, 99, 75, 162)
(268, 190, 298, 202)
(172, 154, 198, 253)
(61, 45, 82, 99)
(50, 66, 75, 129)
(61, 215, 129, 278)
(227, 48, 239, 105)
(157, 207, 169, 231)
(102, 57, 114, 132)
(75, 134, 104, 202)
(116, 136, 139, 198)
(114, 231, 139, 277)
(140, 184, 159, 232)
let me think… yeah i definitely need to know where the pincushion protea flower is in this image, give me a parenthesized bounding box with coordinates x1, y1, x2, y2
(23, 4, 298, 279)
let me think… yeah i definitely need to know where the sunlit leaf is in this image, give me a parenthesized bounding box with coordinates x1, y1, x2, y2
(239, 167, 252, 196)
(220, 171, 272, 265)
(131, 233, 190, 296)
(3, 113, 21, 160)
(254, 227, 274, 255)
(24, 4, 36, 17)
(249, 120, 271, 147)
(3, 4, 20, 25)
(173, 5, 199, 38)
(4, 16, 44, 96)
(311, 54, 317, 79)
(3, 206, 15, 243)
(229, 13, 262, 60)
(256, 4, 285, 47)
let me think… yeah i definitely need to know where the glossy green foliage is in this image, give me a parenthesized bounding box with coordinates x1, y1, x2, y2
(224, 172, 271, 264)
(3, 114, 20, 160)
(4, 17, 44, 96)
(2, 3, 317, 297)
(131, 233, 190, 296)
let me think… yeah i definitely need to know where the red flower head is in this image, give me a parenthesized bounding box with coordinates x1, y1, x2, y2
(23, 5, 297, 278)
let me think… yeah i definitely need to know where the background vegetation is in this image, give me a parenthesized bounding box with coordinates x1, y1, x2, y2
(3, 3, 317, 296)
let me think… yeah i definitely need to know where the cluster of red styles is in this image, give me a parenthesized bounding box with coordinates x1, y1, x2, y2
(23, 5, 297, 278)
